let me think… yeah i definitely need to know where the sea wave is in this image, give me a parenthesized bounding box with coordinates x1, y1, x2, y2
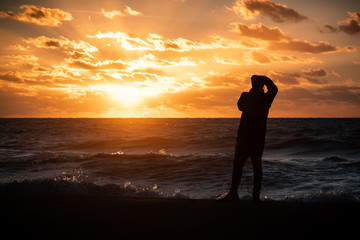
(0, 179, 189, 199)
(281, 189, 359, 203)
(1, 118, 360, 203)
(1, 179, 359, 203)
(266, 137, 360, 156)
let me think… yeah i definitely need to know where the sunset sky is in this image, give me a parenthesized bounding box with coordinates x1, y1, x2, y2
(0, 0, 359, 117)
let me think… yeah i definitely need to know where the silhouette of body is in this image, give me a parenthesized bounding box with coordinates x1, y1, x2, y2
(222, 75, 278, 202)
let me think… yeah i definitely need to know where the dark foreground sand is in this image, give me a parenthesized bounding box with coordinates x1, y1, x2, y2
(1, 194, 359, 239)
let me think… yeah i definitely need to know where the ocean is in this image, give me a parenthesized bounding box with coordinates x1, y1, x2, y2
(1, 118, 359, 202)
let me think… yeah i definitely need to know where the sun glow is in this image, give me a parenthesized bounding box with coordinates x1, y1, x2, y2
(90, 84, 159, 106)
(111, 86, 142, 105)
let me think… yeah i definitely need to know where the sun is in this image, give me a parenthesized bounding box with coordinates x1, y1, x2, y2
(90, 84, 160, 106)
(110, 85, 142, 105)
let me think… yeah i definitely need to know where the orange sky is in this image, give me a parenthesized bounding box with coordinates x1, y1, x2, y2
(0, 0, 359, 117)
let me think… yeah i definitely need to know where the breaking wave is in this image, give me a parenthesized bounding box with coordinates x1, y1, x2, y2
(0, 179, 189, 199)
(1, 179, 359, 203)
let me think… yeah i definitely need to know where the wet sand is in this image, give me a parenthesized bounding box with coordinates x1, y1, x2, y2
(2, 194, 359, 239)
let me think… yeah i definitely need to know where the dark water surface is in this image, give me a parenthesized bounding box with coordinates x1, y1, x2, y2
(1, 118, 359, 201)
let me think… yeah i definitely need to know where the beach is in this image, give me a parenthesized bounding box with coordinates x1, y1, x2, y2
(2, 194, 359, 239)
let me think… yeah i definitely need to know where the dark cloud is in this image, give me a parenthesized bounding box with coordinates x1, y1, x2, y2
(68, 51, 95, 60)
(270, 68, 329, 86)
(68, 60, 99, 70)
(45, 40, 61, 48)
(230, 0, 307, 23)
(281, 85, 360, 105)
(33, 66, 51, 72)
(339, 12, 360, 35)
(0, 5, 72, 27)
(269, 71, 300, 85)
(251, 52, 321, 64)
(324, 85, 360, 105)
(302, 68, 328, 84)
(232, 23, 286, 41)
(319, 12, 360, 35)
(232, 22, 341, 54)
(0, 71, 23, 83)
(269, 39, 340, 54)
(324, 24, 338, 33)
(344, 46, 357, 52)
(23, 36, 98, 52)
(302, 68, 327, 77)
(164, 42, 181, 50)
(305, 77, 327, 85)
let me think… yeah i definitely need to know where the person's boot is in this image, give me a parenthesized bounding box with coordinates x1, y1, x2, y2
(252, 191, 261, 202)
(217, 191, 240, 202)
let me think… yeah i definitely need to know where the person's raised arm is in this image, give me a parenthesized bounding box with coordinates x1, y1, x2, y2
(263, 76, 278, 107)
(263, 76, 278, 95)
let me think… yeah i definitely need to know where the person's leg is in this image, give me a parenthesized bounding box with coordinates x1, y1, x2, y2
(250, 144, 264, 202)
(251, 157, 262, 201)
(226, 137, 250, 199)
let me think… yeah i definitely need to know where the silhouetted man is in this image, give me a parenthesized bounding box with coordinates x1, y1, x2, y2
(222, 75, 278, 202)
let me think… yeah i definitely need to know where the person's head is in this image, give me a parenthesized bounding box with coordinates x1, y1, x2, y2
(251, 75, 265, 90)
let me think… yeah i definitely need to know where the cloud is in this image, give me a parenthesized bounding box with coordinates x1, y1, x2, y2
(123, 6, 142, 16)
(319, 12, 360, 35)
(331, 70, 341, 78)
(269, 39, 340, 54)
(281, 85, 360, 106)
(304, 77, 327, 85)
(214, 56, 245, 66)
(232, 22, 341, 54)
(203, 72, 249, 88)
(214, 51, 321, 66)
(302, 68, 328, 84)
(0, 5, 72, 27)
(320, 24, 338, 33)
(65, 53, 198, 72)
(251, 52, 321, 64)
(67, 51, 95, 60)
(344, 46, 357, 52)
(0, 71, 23, 83)
(231, 23, 286, 41)
(302, 68, 327, 77)
(252, 51, 271, 63)
(66, 59, 127, 70)
(88, 31, 243, 52)
(338, 12, 360, 35)
(89, 31, 202, 51)
(270, 68, 329, 86)
(126, 54, 198, 70)
(101, 6, 142, 19)
(269, 71, 301, 85)
(3, 54, 39, 69)
(279, 55, 322, 63)
(23, 36, 98, 52)
(229, 0, 307, 23)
